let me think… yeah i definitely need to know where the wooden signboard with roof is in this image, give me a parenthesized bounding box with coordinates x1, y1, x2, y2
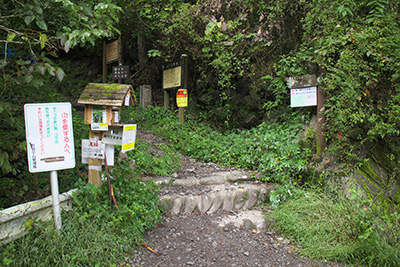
(78, 83, 135, 186)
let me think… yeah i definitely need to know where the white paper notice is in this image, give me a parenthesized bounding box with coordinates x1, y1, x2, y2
(122, 124, 137, 152)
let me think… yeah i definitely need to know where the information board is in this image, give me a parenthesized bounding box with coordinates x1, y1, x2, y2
(163, 66, 181, 89)
(91, 106, 108, 131)
(290, 87, 317, 107)
(24, 103, 75, 173)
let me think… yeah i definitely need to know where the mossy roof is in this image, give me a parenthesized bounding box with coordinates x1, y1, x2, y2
(77, 83, 133, 106)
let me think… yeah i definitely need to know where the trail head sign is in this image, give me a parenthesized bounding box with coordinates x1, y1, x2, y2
(290, 87, 317, 107)
(24, 103, 75, 173)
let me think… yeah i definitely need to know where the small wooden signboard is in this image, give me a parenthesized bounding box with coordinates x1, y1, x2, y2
(106, 40, 119, 64)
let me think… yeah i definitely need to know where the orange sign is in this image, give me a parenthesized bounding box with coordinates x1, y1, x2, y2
(176, 89, 188, 107)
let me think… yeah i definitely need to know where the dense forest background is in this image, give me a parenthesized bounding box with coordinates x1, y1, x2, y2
(1, 0, 400, 209)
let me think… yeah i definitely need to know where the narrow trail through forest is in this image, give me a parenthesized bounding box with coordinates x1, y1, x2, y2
(121, 130, 346, 267)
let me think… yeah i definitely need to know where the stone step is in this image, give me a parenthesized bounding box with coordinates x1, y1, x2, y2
(146, 170, 254, 187)
(159, 183, 273, 215)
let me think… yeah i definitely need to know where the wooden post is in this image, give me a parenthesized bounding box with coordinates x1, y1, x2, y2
(178, 107, 184, 124)
(179, 54, 188, 124)
(164, 90, 170, 109)
(118, 36, 123, 84)
(102, 40, 107, 83)
(88, 130, 102, 187)
(316, 86, 325, 156)
(140, 85, 152, 107)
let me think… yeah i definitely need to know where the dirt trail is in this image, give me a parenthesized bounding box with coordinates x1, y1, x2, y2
(121, 130, 345, 267)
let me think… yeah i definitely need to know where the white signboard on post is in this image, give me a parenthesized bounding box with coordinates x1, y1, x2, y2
(24, 103, 75, 173)
(290, 86, 317, 108)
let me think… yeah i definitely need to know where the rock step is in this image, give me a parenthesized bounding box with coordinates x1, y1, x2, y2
(159, 183, 272, 215)
(148, 170, 254, 187)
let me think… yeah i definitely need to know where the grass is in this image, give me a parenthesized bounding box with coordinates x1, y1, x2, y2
(0, 137, 182, 266)
(270, 187, 400, 267)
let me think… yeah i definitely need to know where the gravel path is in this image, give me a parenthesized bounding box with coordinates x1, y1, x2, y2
(124, 211, 344, 267)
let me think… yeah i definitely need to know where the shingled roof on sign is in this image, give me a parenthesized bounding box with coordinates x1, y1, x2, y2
(78, 83, 133, 106)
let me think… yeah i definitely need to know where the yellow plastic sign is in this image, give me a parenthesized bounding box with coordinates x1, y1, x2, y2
(176, 89, 188, 107)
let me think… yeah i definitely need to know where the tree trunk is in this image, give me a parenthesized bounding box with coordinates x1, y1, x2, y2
(137, 34, 147, 68)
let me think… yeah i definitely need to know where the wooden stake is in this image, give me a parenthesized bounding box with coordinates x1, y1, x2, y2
(164, 90, 170, 109)
(88, 130, 102, 187)
(102, 40, 107, 83)
(316, 86, 325, 156)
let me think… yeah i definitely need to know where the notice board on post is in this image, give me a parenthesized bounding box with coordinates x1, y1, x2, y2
(162, 61, 182, 90)
(24, 102, 75, 173)
(288, 74, 318, 108)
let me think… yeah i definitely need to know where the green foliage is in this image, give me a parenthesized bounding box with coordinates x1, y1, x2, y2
(127, 106, 312, 185)
(0, 162, 163, 266)
(0, 0, 122, 208)
(271, 0, 400, 164)
(271, 188, 400, 266)
(129, 141, 182, 177)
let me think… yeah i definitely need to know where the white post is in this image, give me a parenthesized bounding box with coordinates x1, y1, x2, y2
(50, 171, 62, 234)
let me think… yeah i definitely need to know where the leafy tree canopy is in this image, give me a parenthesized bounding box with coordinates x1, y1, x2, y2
(0, 0, 122, 207)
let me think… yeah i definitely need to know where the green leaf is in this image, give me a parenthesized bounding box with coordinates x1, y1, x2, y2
(56, 68, 65, 82)
(24, 74, 33, 83)
(7, 33, 16, 42)
(34, 6, 43, 15)
(36, 20, 48, 31)
(39, 33, 47, 49)
(37, 64, 45, 75)
(64, 39, 71, 53)
(24, 15, 35, 25)
(24, 219, 34, 231)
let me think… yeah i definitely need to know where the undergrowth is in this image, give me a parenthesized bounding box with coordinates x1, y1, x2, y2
(269, 186, 400, 267)
(0, 161, 165, 266)
(124, 105, 312, 185)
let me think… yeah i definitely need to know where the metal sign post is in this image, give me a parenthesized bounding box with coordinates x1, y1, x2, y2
(50, 171, 62, 232)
